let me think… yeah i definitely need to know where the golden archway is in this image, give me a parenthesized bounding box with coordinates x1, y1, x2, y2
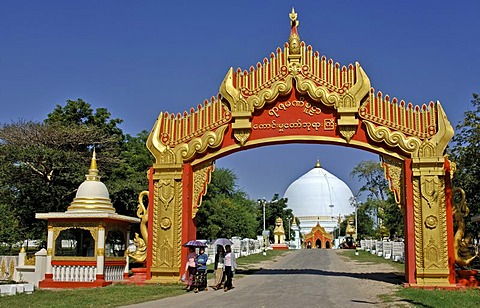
(142, 9, 455, 287)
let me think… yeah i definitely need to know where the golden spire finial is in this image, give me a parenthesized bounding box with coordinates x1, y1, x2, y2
(86, 148, 100, 181)
(315, 159, 321, 168)
(289, 7, 298, 27)
(288, 7, 301, 55)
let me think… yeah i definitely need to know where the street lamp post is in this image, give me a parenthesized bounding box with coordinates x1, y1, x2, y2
(258, 198, 267, 255)
(262, 199, 266, 231)
(354, 198, 358, 241)
(258, 198, 278, 256)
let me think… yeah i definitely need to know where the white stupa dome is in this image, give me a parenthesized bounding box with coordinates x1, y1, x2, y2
(67, 149, 115, 213)
(75, 181, 110, 199)
(283, 160, 354, 233)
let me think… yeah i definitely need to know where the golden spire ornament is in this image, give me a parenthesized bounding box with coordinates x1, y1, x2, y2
(288, 7, 301, 54)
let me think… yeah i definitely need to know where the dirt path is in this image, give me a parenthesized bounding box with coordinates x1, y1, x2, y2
(123, 249, 411, 308)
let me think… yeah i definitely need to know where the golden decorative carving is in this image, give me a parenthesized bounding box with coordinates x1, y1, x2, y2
(425, 215, 438, 229)
(158, 179, 175, 211)
(413, 178, 423, 270)
(426, 236, 440, 267)
(359, 90, 438, 139)
(452, 187, 478, 267)
(159, 239, 173, 267)
(288, 8, 300, 55)
(380, 155, 404, 208)
(136, 190, 149, 245)
(364, 121, 421, 154)
(129, 232, 146, 263)
(192, 162, 214, 218)
(47, 248, 53, 256)
(152, 181, 161, 268)
(176, 125, 229, 160)
(96, 248, 105, 256)
(421, 176, 440, 209)
(160, 217, 171, 230)
(24, 254, 35, 266)
(233, 129, 251, 146)
(339, 126, 356, 143)
(51, 225, 99, 257)
(175, 182, 182, 269)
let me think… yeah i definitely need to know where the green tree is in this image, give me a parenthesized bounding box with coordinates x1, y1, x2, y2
(0, 120, 118, 241)
(382, 193, 404, 239)
(196, 168, 258, 239)
(108, 130, 154, 216)
(449, 93, 480, 238)
(340, 201, 375, 239)
(0, 99, 152, 244)
(350, 160, 403, 239)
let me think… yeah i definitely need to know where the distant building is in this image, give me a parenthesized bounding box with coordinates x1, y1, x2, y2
(283, 160, 354, 248)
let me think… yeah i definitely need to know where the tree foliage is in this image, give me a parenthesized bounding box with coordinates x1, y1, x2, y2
(350, 160, 403, 239)
(196, 168, 258, 240)
(449, 93, 480, 237)
(0, 99, 153, 246)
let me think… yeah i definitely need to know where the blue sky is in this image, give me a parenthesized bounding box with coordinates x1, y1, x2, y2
(1, 1, 479, 206)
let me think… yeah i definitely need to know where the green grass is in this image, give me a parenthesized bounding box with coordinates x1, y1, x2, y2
(338, 249, 405, 272)
(236, 249, 290, 268)
(0, 250, 290, 307)
(340, 249, 480, 307)
(0, 283, 185, 308)
(395, 288, 480, 308)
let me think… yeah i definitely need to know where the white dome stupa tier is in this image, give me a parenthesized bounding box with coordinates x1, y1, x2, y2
(67, 149, 115, 213)
(283, 160, 355, 234)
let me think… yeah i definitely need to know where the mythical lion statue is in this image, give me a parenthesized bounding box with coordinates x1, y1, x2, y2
(273, 217, 286, 244)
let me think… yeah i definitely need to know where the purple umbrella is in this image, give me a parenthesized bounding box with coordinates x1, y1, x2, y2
(182, 240, 207, 247)
(213, 238, 233, 246)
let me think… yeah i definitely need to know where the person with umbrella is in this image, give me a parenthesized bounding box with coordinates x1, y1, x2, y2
(184, 246, 197, 291)
(193, 246, 208, 293)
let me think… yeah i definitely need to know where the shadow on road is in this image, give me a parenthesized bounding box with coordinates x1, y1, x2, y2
(236, 267, 405, 285)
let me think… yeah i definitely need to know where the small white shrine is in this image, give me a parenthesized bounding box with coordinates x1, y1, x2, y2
(35, 150, 139, 288)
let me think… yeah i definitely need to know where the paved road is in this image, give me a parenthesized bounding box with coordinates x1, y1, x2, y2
(122, 250, 404, 308)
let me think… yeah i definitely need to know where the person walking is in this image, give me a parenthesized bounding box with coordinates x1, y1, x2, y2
(185, 246, 197, 291)
(212, 245, 225, 290)
(223, 244, 237, 292)
(194, 247, 208, 293)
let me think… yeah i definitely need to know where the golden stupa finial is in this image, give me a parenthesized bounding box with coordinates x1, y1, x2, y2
(289, 7, 299, 27)
(86, 148, 100, 181)
(315, 159, 321, 168)
(288, 7, 301, 55)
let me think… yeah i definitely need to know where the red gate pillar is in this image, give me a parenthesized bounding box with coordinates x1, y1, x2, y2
(181, 163, 197, 276)
(403, 159, 416, 284)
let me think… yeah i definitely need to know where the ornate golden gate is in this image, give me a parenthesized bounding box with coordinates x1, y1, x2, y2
(141, 9, 456, 287)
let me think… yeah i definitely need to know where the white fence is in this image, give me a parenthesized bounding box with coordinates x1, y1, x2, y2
(203, 237, 264, 265)
(105, 265, 125, 281)
(53, 265, 96, 282)
(360, 240, 405, 262)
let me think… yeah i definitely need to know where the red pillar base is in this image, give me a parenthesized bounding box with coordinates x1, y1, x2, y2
(456, 270, 479, 287)
(127, 267, 147, 285)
